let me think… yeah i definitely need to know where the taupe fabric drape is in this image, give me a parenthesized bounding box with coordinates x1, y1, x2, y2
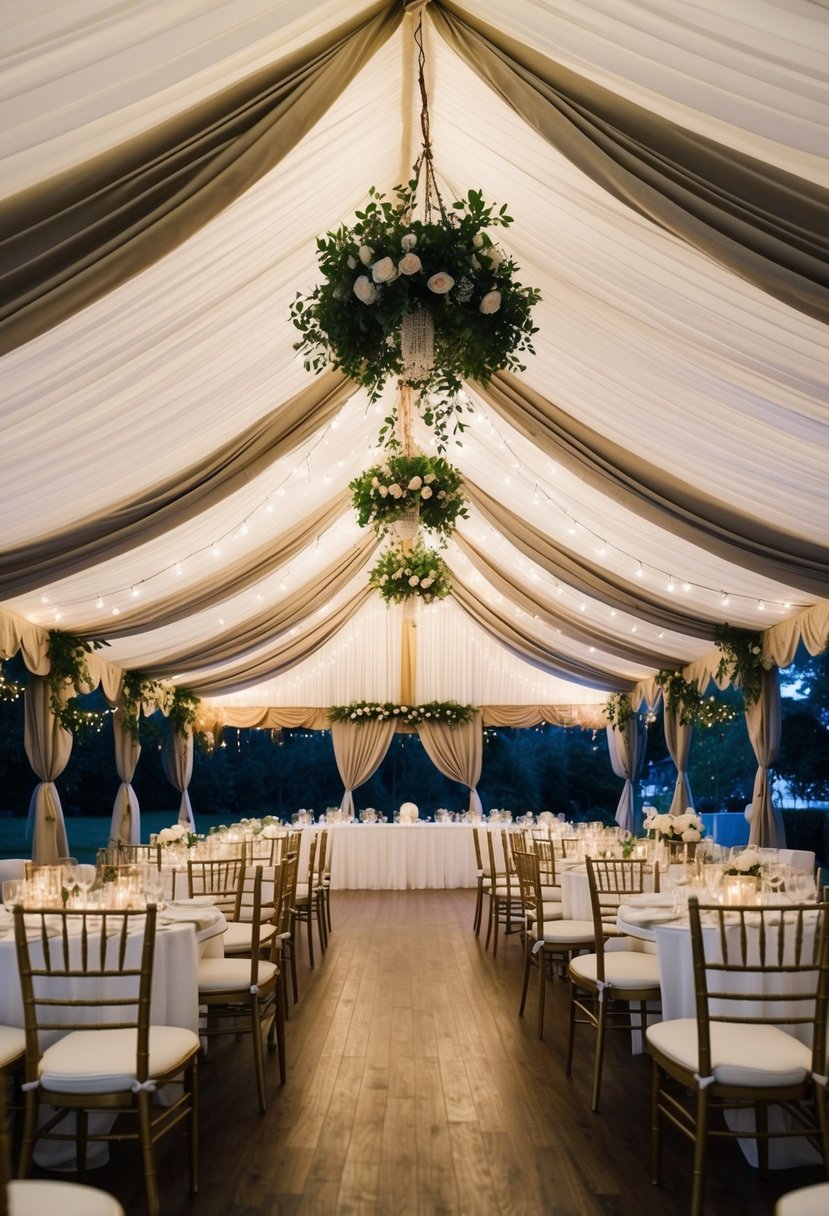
(23, 677, 71, 863)
(330, 719, 396, 819)
(606, 719, 645, 833)
(432, 2, 829, 325)
(746, 668, 785, 848)
(416, 719, 484, 817)
(162, 729, 195, 830)
(0, 371, 353, 597)
(455, 531, 685, 667)
(109, 705, 141, 846)
(482, 704, 607, 729)
(450, 578, 633, 691)
(188, 586, 374, 697)
(141, 539, 375, 676)
(664, 706, 694, 818)
(0, 4, 402, 354)
(472, 378, 829, 597)
(76, 492, 351, 637)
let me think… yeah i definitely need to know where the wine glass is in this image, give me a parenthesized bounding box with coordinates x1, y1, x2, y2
(75, 864, 97, 906)
(60, 856, 78, 904)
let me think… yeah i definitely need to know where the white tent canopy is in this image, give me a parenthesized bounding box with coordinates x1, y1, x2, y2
(0, 0, 827, 725)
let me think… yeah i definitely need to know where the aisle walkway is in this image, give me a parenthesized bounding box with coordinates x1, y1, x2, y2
(106, 890, 822, 1215)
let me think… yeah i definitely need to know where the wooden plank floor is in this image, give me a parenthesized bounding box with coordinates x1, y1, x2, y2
(86, 890, 825, 1214)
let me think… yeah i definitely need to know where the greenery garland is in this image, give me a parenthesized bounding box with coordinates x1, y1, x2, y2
(46, 630, 109, 733)
(120, 671, 174, 743)
(603, 693, 635, 731)
(329, 700, 478, 727)
(714, 624, 765, 707)
(655, 670, 738, 728)
(369, 542, 451, 604)
(350, 453, 467, 540)
(290, 181, 540, 447)
(168, 687, 202, 736)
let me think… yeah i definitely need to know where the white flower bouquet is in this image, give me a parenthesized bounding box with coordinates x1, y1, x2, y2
(643, 807, 706, 844)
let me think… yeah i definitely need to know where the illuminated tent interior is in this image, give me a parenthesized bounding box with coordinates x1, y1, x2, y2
(0, 1, 827, 852)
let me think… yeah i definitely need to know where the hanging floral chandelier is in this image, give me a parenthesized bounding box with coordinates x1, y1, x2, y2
(290, 12, 540, 604)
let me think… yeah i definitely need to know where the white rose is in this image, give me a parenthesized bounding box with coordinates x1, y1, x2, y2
(409, 575, 420, 587)
(398, 253, 422, 275)
(472, 233, 484, 249)
(378, 485, 388, 497)
(681, 828, 701, 842)
(158, 828, 174, 843)
(353, 275, 377, 304)
(421, 578, 433, 589)
(358, 245, 374, 265)
(429, 569, 437, 578)
(485, 246, 504, 269)
(389, 483, 403, 498)
(371, 476, 379, 488)
(479, 290, 502, 314)
(347, 255, 357, 269)
(407, 475, 422, 490)
(401, 233, 417, 251)
(469, 254, 481, 271)
(424, 473, 436, 484)
(372, 256, 398, 284)
(421, 486, 433, 499)
(427, 271, 454, 295)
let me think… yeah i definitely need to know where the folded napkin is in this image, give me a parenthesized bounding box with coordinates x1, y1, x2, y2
(622, 906, 680, 926)
(157, 903, 219, 930)
(624, 893, 675, 909)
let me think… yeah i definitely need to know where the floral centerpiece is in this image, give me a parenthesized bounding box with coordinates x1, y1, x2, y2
(350, 453, 467, 539)
(369, 541, 451, 604)
(329, 700, 477, 727)
(156, 824, 200, 849)
(290, 182, 540, 412)
(723, 847, 763, 878)
(643, 807, 705, 844)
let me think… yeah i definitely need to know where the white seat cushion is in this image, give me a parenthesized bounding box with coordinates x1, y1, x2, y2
(197, 957, 278, 993)
(533, 919, 595, 945)
(646, 1018, 812, 1088)
(222, 921, 276, 953)
(570, 950, 661, 990)
(39, 1026, 199, 1094)
(775, 1182, 829, 1216)
(0, 1023, 25, 1067)
(8, 1179, 125, 1216)
(539, 885, 562, 901)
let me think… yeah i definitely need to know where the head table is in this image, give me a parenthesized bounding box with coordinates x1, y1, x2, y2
(299, 822, 479, 890)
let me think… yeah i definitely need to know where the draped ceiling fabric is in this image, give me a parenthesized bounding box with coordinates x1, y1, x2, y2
(0, 2, 827, 805)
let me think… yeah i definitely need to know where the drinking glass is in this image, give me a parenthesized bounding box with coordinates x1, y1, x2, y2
(60, 857, 79, 903)
(2, 879, 23, 906)
(75, 864, 97, 905)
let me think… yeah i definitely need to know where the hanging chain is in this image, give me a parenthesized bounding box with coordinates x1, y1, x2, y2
(409, 14, 448, 226)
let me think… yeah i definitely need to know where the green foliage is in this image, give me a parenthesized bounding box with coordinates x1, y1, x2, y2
(350, 453, 467, 540)
(290, 181, 540, 447)
(774, 704, 829, 805)
(121, 671, 169, 743)
(604, 693, 634, 731)
(369, 542, 451, 604)
(655, 669, 738, 728)
(46, 629, 109, 733)
(328, 701, 477, 727)
(714, 624, 764, 706)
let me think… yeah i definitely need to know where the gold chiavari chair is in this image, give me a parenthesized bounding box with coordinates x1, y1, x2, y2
(196, 867, 280, 1113)
(483, 829, 523, 958)
(13, 904, 199, 1216)
(567, 858, 662, 1112)
(647, 898, 829, 1216)
(293, 837, 321, 968)
(513, 849, 596, 1039)
(470, 826, 492, 937)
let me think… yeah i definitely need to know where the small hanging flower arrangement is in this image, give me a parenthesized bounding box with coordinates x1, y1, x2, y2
(329, 700, 478, 726)
(350, 453, 467, 540)
(369, 541, 451, 605)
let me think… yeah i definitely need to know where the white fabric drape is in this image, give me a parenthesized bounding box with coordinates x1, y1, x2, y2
(330, 718, 396, 819)
(605, 718, 645, 833)
(746, 667, 785, 848)
(109, 705, 141, 846)
(663, 706, 694, 817)
(23, 676, 70, 863)
(162, 729, 196, 830)
(416, 719, 484, 817)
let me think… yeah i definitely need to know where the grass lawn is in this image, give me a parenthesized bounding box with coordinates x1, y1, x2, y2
(0, 811, 220, 863)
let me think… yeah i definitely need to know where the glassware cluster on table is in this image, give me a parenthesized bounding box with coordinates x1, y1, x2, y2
(2, 858, 165, 912)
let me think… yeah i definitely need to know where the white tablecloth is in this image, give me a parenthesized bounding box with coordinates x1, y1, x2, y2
(0, 905, 225, 1036)
(299, 823, 479, 890)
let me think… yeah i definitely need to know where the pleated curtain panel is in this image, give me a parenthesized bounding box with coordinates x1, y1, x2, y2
(23, 676, 71, 864)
